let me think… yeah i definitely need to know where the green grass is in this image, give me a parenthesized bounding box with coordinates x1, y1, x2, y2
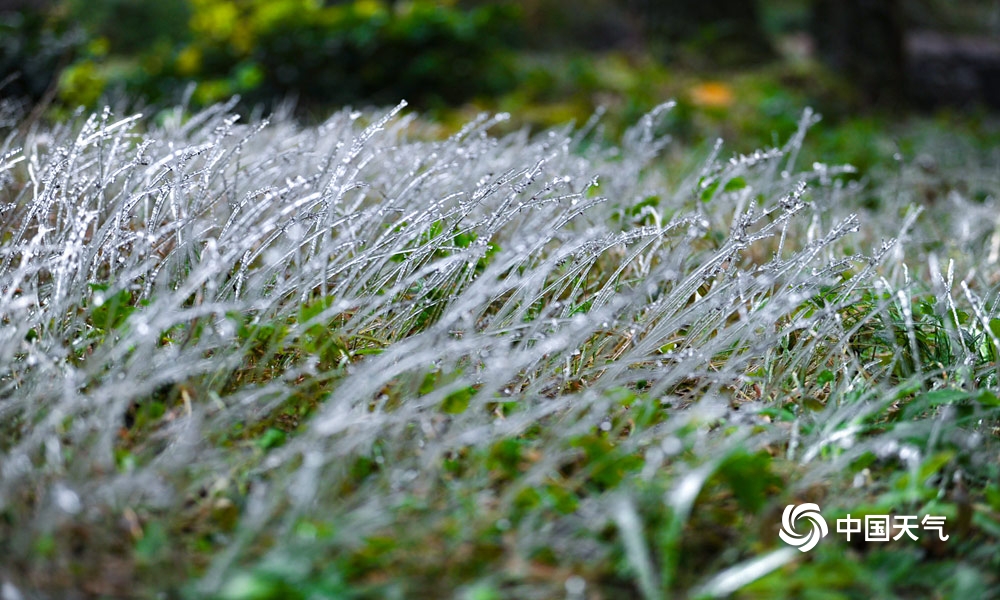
(1, 97, 999, 599)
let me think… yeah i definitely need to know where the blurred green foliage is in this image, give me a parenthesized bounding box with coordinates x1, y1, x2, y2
(3, 0, 521, 111)
(66, 0, 191, 55)
(168, 0, 521, 109)
(4, 0, 998, 174)
(0, 8, 81, 101)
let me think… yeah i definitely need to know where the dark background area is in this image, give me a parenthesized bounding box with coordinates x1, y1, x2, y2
(2, 0, 1000, 177)
(2, 1, 999, 114)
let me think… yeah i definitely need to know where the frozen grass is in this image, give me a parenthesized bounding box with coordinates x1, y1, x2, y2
(1, 99, 999, 598)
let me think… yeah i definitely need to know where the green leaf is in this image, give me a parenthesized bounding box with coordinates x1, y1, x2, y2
(758, 407, 795, 422)
(921, 389, 971, 406)
(453, 230, 477, 248)
(441, 386, 476, 414)
(976, 389, 1000, 407)
(894, 451, 955, 491)
(298, 296, 333, 324)
(989, 318, 1000, 340)
(256, 428, 286, 450)
(628, 195, 660, 216)
(544, 482, 579, 514)
(465, 582, 501, 600)
(986, 483, 1000, 512)
(218, 572, 301, 600)
(717, 449, 781, 513)
(419, 370, 438, 395)
(89, 288, 135, 332)
(699, 179, 719, 202)
(917, 451, 955, 483)
(904, 389, 972, 418)
(135, 521, 168, 564)
(699, 176, 747, 202)
(569, 299, 592, 316)
(723, 176, 747, 192)
(951, 310, 971, 326)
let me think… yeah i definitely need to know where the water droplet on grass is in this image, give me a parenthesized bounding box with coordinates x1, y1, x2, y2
(53, 484, 81, 515)
(565, 576, 586, 596)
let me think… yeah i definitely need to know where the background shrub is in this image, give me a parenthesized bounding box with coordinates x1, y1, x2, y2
(243, 0, 521, 109)
(0, 8, 81, 104)
(1, 0, 521, 112)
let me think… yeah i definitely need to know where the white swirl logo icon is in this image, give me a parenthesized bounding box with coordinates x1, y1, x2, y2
(779, 503, 828, 552)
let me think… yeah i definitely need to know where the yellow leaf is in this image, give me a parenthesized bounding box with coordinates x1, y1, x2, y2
(690, 81, 734, 108)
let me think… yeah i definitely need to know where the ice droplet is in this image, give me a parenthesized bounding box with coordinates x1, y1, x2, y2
(566, 576, 586, 596)
(2, 582, 25, 600)
(54, 484, 82, 514)
(660, 437, 683, 456)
